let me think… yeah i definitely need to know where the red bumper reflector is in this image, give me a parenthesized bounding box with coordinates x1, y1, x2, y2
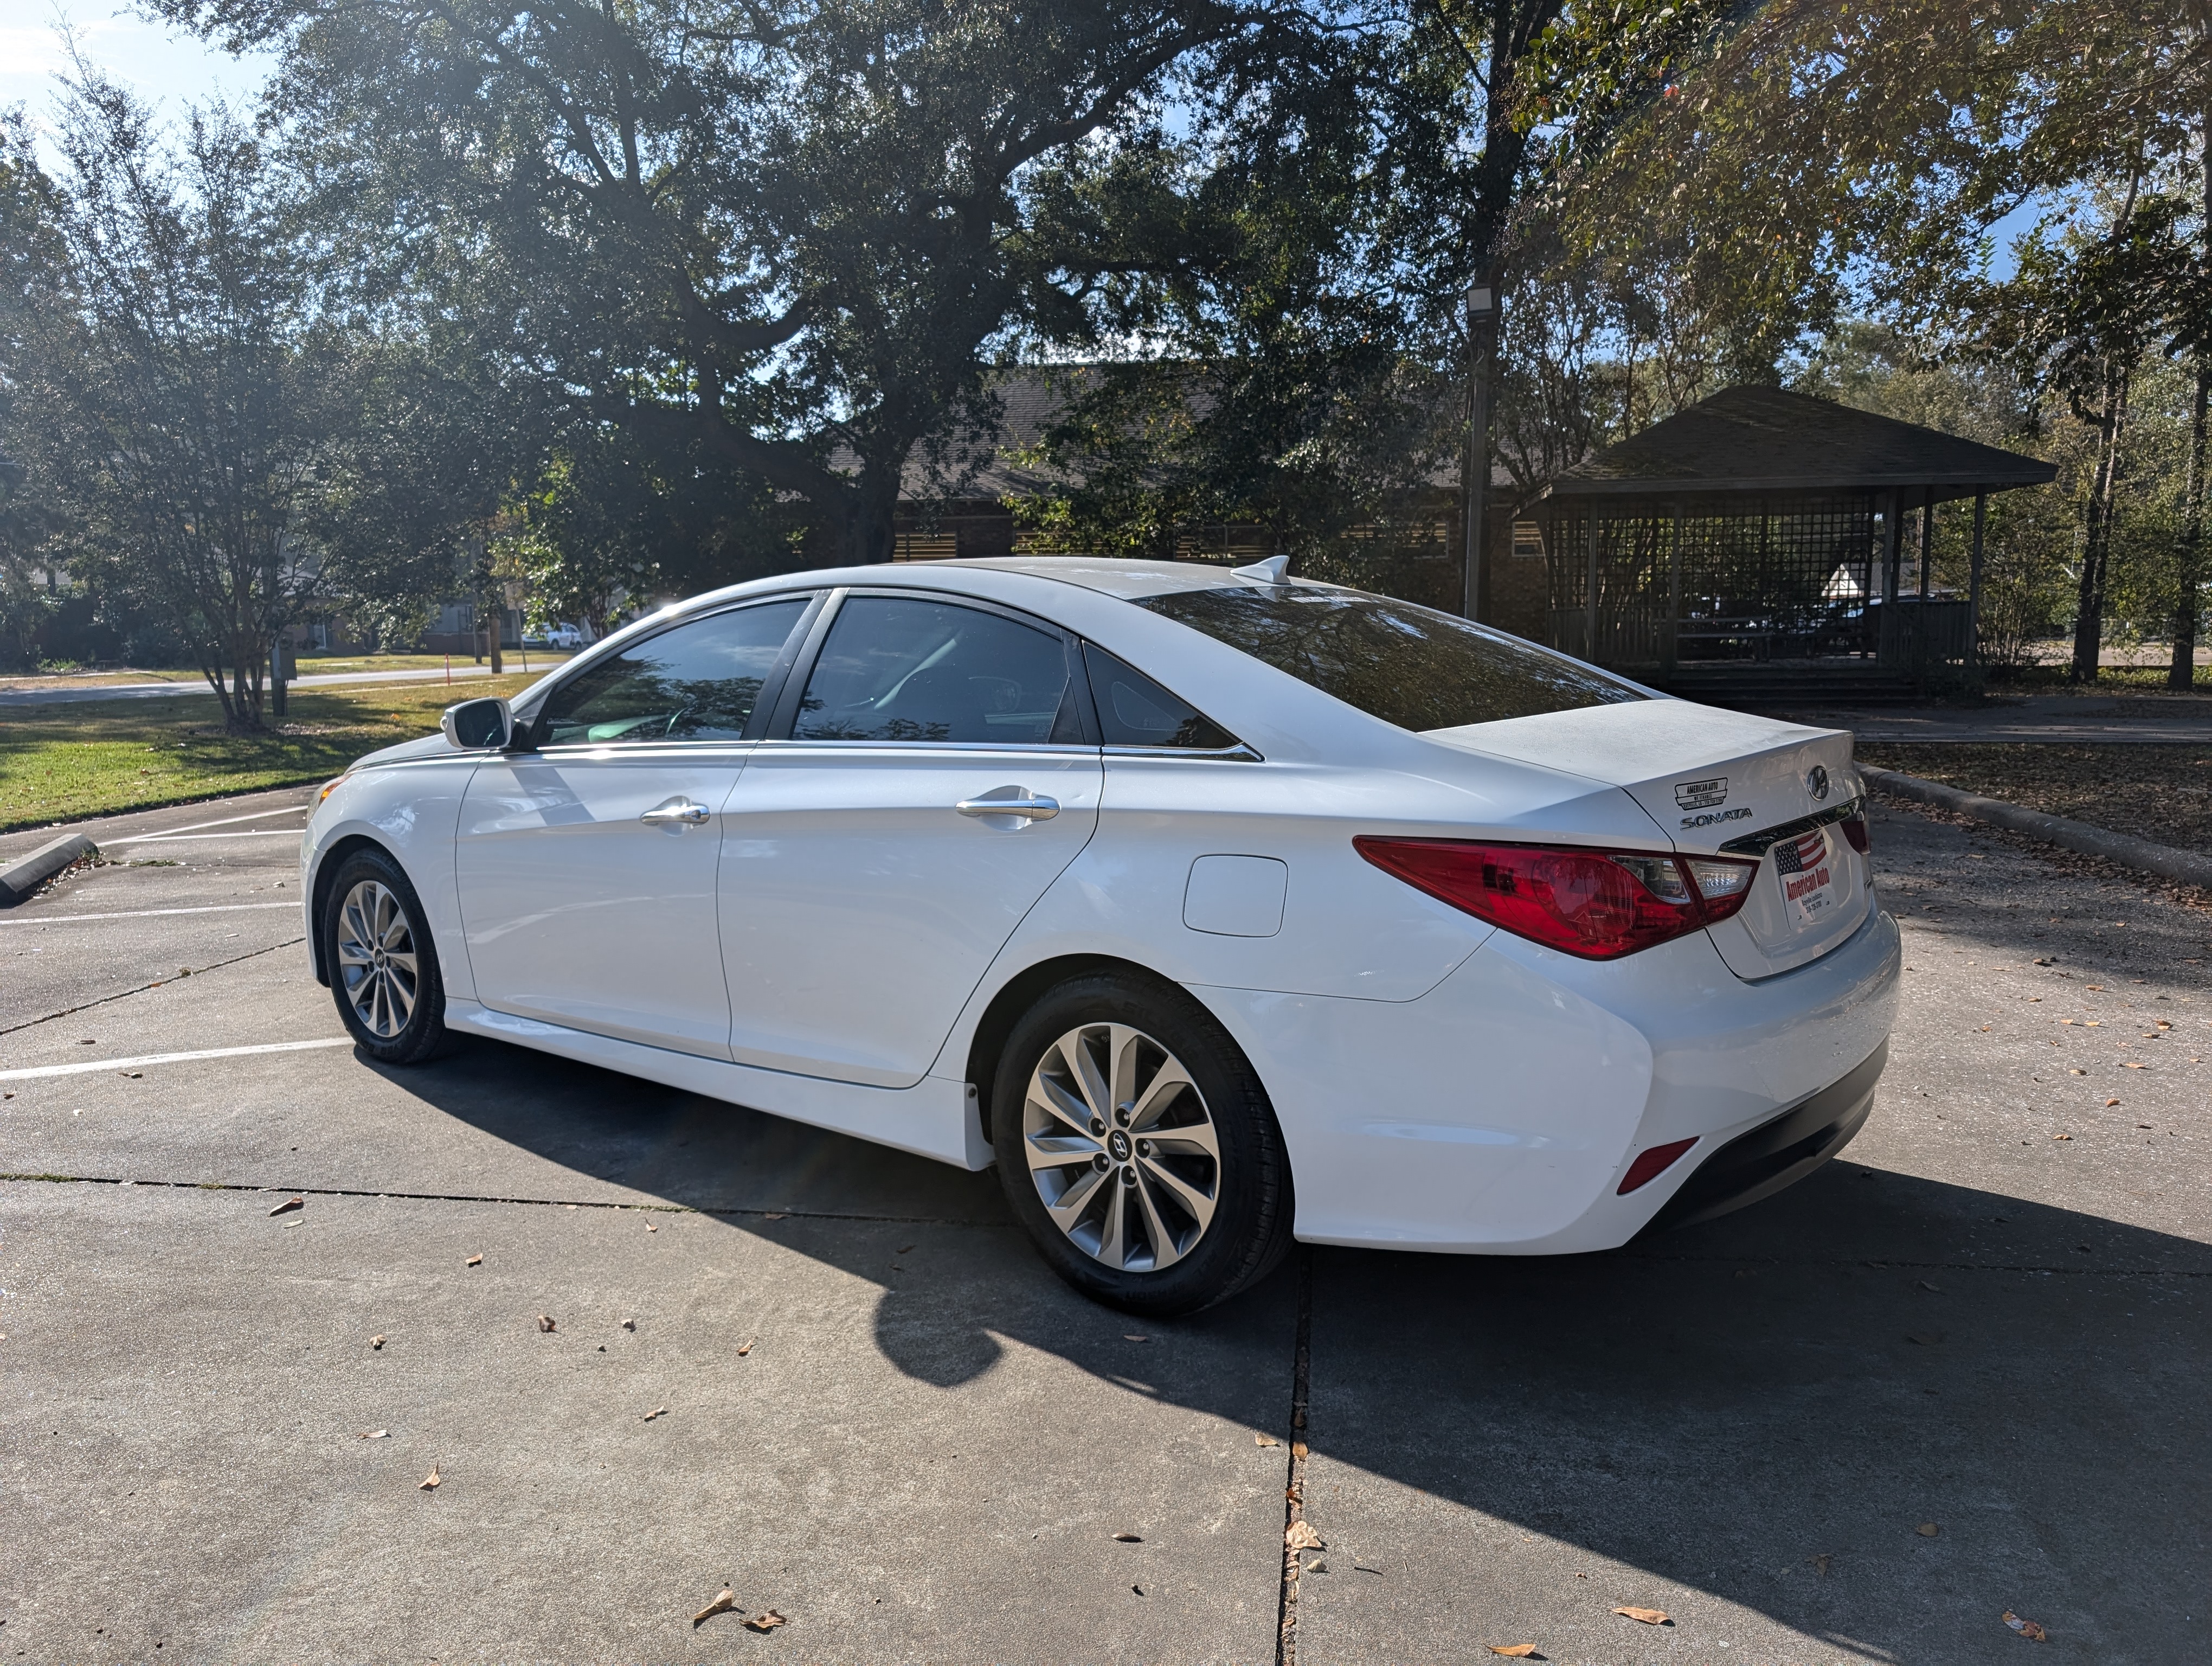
(1840, 815, 1871, 855)
(1618, 1137, 1699, 1195)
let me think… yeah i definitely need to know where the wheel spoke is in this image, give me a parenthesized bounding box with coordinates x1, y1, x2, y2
(1025, 1132, 1102, 1172)
(1044, 1162, 1109, 1231)
(335, 939, 373, 967)
(1130, 1165, 1185, 1270)
(1109, 1024, 1143, 1116)
(1064, 1029, 1113, 1125)
(1098, 1176, 1130, 1269)
(1029, 1072, 1095, 1138)
(1142, 1120, 1219, 1163)
(1137, 1152, 1217, 1235)
(1127, 1058, 1198, 1133)
(385, 968, 416, 1022)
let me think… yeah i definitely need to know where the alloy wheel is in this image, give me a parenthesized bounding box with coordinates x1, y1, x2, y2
(336, 879, 419, 1039)
(1023, 1022, 1221, 1272)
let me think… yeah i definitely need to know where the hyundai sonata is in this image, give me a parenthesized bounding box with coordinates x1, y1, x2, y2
(303, 557, 1899, 1313)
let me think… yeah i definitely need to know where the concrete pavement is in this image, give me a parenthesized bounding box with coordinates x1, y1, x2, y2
(2, 794, 2205, 1661)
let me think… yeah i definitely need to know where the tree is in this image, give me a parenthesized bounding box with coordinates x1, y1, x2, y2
(21, 73, 338, 729)
(162, 0, 1318, 572)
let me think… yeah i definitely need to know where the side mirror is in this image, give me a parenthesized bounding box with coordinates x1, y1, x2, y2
(441, 696, 513, 751)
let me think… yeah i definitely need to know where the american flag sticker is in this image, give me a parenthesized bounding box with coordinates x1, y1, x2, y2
(1773, 826, 1837, 925)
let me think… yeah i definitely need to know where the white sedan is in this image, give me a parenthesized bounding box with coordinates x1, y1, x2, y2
(303, 557, 1900, 1313)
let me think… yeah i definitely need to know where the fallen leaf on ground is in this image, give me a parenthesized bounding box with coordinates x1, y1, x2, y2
(370, 1335, 386, 1349)
(1285, 1521, 1324, 1551)
(1489, 1646, 1542, 1658)
(2123, 1062, 2145, 1069)
(2052, 1132, 2072, 1140)
(118, 1071, 142, 1079)
(465, 1254, 482, 1266)
(1292, 1440, 1309, 1458)
(359, 1429, 388, 1439)
(268, 1196, 304, 1216)
(1811, 1553, 1831, 1577)
(1915, 1523, 1940, 1536)
(1256, 1433, 1280, 1447)
(646, 1223, 658, 1232)
(2106, 1098, 2122, 1107)
(622, 1318, 636, 1331)
(78, 1037, 95, 1045)
(642, 1407, 666, 1421)
(1612, 1606, 1669, 1625)
(1917, 1280, 1942, 1292)
(2002, 1610, 2048, 1641)
(1123, 1333, 1148, 1342)
(744, 1610, 786, 1632)
(419, 1466, 440, 1490)
(537, 1314, 556, 1332)
(897, 1244, 915, 1254)
(1908, 1331, 1945, 1345)
(761, 1212, 787, 1221)
(1112, 1532, 1142, 1542)
(735, 1338, 754, 1356)
(691, 1589, 738, 1627)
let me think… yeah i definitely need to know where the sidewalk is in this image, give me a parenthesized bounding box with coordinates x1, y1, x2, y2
(0, 662, 552, 708)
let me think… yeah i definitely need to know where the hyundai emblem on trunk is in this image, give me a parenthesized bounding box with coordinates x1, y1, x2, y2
(1807, 764, 1830, 801)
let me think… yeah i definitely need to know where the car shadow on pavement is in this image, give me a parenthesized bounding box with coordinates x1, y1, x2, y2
(380, 1030, 2207, 1658)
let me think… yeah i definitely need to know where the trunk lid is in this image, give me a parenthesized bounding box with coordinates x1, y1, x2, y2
(1426, 699, 1870, 979)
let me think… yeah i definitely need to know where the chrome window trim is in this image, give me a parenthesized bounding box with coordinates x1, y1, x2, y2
(1102, 744, 1266, 763)
(507, 590, 821, 728)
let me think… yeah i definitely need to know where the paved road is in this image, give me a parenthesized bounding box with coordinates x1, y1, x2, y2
(1, 793, 2205, 1662)
(0, 663, 562, 707)
(1780, 693, 2212, 744)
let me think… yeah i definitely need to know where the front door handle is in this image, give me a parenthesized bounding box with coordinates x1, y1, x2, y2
(640, 798, 711, 826)
(956, 793, 1059, 822)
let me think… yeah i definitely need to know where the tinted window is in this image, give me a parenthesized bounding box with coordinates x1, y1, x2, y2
(794, 596, 1081, 745)
(1083, 644, 1239, 751)
(1135, 586, 1647, 732)
(535, 599, 806, 745)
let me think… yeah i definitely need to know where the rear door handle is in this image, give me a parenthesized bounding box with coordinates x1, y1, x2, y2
(956, 794, 1059, 822)
(640, 798, 711, 826)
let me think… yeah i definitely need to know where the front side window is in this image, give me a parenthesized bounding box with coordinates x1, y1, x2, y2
(535, 599, 808, 746)
(793, 595, 1082, 745)
(1133, 585, 1648, 732)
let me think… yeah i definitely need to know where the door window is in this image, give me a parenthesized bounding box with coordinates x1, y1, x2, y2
(534, 599, 808, 746)
(792, 595, 1082, 745)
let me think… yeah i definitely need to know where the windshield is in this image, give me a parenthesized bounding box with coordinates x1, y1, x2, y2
(1134, 585, 1649, 732)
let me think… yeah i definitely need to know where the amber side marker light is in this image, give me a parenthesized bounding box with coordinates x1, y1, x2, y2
(1617, 1137, 1699, 1195)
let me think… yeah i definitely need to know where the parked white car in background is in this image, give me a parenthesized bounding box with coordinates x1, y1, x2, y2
(305, 557, 1900, 1313)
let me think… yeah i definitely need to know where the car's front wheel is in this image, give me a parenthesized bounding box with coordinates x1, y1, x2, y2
(992, 971, 1293, 1315)
(321, 848, 449, 1065)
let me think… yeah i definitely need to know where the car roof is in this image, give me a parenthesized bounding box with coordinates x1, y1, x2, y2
(936, 555, 1253, 599)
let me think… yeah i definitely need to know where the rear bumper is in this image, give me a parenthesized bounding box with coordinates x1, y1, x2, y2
(1641, 1040, 1885, 1233)
(1191, 905, 1901, 1254)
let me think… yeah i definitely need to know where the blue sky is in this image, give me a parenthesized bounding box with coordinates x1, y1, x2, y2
(1, 1, 273, 157)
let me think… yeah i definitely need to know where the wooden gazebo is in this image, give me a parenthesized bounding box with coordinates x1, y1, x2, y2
(1532, 387, 2055, 693)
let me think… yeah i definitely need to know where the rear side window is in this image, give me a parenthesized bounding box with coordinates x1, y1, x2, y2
(1135, 586, 1647, 732)
(1083, 645, 1239, 751)
(793, 595, 1084, 745)
(535, 598, 807, 745)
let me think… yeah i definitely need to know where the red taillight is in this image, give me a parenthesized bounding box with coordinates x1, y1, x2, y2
(1618, 1137, 1699, 1194)
(1353, 837, 1760, 960)
(1840, 815, 1871, 855)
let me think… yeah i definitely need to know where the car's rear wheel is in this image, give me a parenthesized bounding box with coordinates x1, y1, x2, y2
(992, 971, 1293, 1315)
(322, 848, 449, 1065)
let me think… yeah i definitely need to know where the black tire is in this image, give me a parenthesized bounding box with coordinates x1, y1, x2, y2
(320, 847, 450, 1066)
(992, 971, 1293, 1316)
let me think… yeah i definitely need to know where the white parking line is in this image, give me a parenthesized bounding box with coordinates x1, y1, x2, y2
(0, 902, 300, 927)
(114, 805, 310, 839)
(112, 830, 306, 845)
(0, 1037, 351, 1080)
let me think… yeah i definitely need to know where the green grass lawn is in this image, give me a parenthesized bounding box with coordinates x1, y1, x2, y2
(0, 673, 550, 831)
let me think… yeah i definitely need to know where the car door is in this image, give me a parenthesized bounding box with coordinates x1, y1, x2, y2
(718, 589, 1103, 1088)
(455, 595, 815, 1058)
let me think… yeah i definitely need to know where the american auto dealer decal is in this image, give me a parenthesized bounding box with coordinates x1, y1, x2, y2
(1772, 826, 1838, 927)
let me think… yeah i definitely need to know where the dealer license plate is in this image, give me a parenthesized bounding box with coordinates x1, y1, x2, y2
(1773, 825, 1838, 929)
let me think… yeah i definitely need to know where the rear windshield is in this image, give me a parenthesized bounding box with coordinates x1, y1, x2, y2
(1134, 585, 1648, 732)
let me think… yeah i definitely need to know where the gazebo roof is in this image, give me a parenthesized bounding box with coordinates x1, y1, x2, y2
(1536, 386, 2055, 505)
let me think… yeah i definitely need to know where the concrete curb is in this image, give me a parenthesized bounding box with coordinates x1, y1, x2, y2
(1862, 766, 2212, 891)
(0, 831, 98, 905)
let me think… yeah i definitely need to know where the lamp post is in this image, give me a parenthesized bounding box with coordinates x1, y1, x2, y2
(1462, 279, 1499, 621)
